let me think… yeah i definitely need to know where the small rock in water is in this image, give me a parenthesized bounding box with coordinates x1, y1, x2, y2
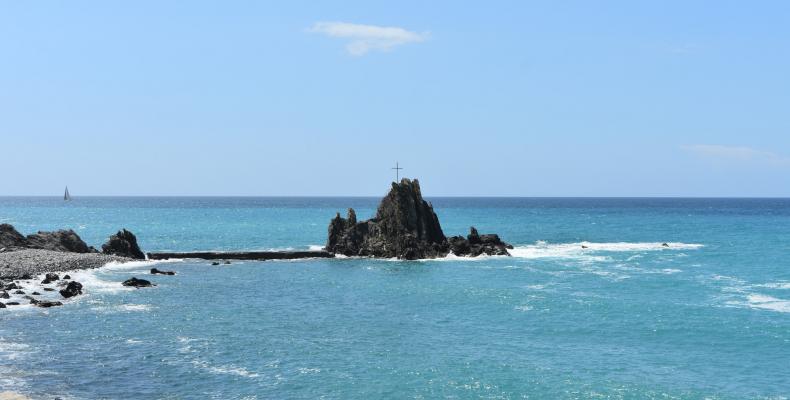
(211, 262, 220, 266)
(41, 273, 60, 284)
(4, 283, 19, 290)
(0, 302, 5, 308)
(13, 290, 25, 295)
(0, 291, 9, 299)
(43, 288, 55, 292)
(662, 243, 669, 247)
(5, 302, 20, 306)
(150, 268, 175, 275)
(224, 260, 231, 264)
(36, 300, 63, 308)
(122, 277, 154, 288)
(31, 291, 41, 296)
(60, 281, 83, 298)
(63, 274, 71, 280)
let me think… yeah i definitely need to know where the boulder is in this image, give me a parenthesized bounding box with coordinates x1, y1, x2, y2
(0, 302, 5, 308)
(122, 277, 154, 288)
(35, 300, 63, 308)
(5, 302, 20, 306)
(0, 291, 8, 299)
(4, 283, 19, 290)
(150, 268, 175, 275)
(101, 229, 145, 259)
(43, 288, 55, 292)
(63, 274, 71, 280)
(41, 273, 60, 284)
(0, 224, 27, 249)
(59, 281, 83, 298)
(326, 179, 449, 260)
(26, 229, 94, 253)
(13, 290, 24, 295)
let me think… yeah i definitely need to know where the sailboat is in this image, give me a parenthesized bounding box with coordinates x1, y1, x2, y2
(64, 186, 71, 201)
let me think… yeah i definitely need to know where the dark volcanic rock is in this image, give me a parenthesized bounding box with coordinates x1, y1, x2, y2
(448, 227, 513, 257)
(63, 274, 71, 280)
(36, 300, 63, 308)
(326, 178, 512, 260)
(0, 224, 27, 249)
(150, 268, 175, 275)
(26, 229, 94, 253)
(326, 179, 449, 260)
(122, 277, 154, 288)
(0, 302, 5, 308)
(43, 288, 55, 292)
(102, 229, 145, 259)
(5, 302, 19, 306)
(59, 281, 83, 298)
(41, 273, 60, 284)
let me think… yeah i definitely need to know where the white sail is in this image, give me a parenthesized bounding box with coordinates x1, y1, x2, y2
(64, 186, 71, 201)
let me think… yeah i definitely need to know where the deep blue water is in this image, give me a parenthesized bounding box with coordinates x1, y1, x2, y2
(1, 197, 789, 399)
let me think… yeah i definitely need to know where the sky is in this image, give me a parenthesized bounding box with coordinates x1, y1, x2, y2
(1, 1, 789, 196)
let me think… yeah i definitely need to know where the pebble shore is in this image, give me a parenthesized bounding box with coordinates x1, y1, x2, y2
(0, 249, 128, 280)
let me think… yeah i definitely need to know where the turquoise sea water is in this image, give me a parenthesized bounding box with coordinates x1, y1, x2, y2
(1, 197, 789, 399)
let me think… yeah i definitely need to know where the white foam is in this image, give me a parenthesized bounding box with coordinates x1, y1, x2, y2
(507, 241, 703, 260)
(745, 294, 790, 313)
(756, 282, 790, 290)
(308, 245, 325, 251)
(191, 360, 260, 378)
(514, 305, 533, 312)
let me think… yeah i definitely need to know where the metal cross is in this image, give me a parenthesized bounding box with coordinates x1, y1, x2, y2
(392, 162, 403, 181)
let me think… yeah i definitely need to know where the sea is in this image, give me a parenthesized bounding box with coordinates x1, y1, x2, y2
(1, 197, 789, 399)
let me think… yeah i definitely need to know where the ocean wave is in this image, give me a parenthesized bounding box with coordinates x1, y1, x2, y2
(191, 360, 260, 378)
(308, 245, 325, 251)
(507, 241, 703, 260)
(742, 294, 790, 313)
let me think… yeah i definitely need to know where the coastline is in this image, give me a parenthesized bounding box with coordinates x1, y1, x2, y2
(0, 249, 129, 281)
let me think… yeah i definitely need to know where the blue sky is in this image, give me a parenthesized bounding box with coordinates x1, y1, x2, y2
(2, 1, 789, 196)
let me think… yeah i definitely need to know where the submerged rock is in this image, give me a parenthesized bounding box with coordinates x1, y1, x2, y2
(150, 268, 175, 275)
(122, 277, 154, 288)
(102, 229, 145, 259)
(26, 229, 94, 253)
(0, 302, 5, 308)
(59, 281, 83, 298)
(326, 178, 512, 260)
(35, 300, 63, 308)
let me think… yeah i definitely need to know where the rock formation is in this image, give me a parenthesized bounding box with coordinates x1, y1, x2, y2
(326, 178, 512, 260)
(0, 224, 27, 249)
(102, 229, 145, 259)
(26, 229, 95, 253)
(59, 281, 83, 298)
(122, 277, 154, 288)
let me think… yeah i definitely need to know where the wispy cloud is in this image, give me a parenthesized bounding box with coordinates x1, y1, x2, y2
(308, 22, 429, 56)
(681, 144, 790, 166)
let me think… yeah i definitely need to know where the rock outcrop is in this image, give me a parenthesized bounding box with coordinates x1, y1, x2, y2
(102, 229, 145, 259)
(448, 227, 513, 257)
(327, 179, 450, 259)
(25, 229, 95, 253)
(0, 224, 27, 250)
(326, 178, 512, 260)
(150, 268, 175, 275)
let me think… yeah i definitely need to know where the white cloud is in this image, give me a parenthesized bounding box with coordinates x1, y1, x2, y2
(681, 144, 790, 166)
(308, 22, 428, 56)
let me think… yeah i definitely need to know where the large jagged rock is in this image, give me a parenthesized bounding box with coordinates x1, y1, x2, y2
(26, 229, 95, 253)
(102, 229, 145, 259)
(327, 179, 449, 259)
(0, 224, 28, 249)
(326, 178, 512, 260)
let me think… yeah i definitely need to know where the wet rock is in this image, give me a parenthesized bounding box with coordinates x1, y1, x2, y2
(63, 274, 71, 280)
(101, 229, 145, 259)
(41, 273, 60, 284)
(5, 301, 19, 306)
(59, 281, 83, 298)
(122, 277, 154, 288)
(31, 291, 41, 296)
(150, 268, 175, 275)
(13, 290, 25, 295)
(448, 227, 512, 257)
(0, 291, 8, 299)
(26, 229, 94, 253)
(0, 302, 5, 308)
(224, 260, 231, 264)
(43, 288, 55, 292)
(4, 283, 19, 290)
(211, 262, 220, 266)
(36, 300, 63, 308)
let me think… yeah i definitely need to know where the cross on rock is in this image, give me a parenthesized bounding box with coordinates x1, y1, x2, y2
(392, 162, 403, 182)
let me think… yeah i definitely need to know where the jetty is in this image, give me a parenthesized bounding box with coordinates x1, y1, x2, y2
(146, 250, 334, 261)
